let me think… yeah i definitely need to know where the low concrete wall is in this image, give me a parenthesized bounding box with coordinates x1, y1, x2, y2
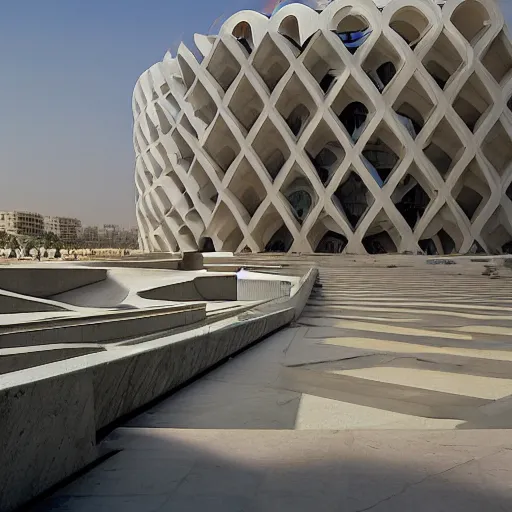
(0, 268, 107, 298)
(0, 291, 67, 314)
(0, 346, 104, 375)
(139, 275, 237, 302)
(0, 307, 294, 511)
(0, 305, 205, 349)
(92, 308, 293, 429)
(78, 260, 180, 270)
(0, 266, 317, 511)
(0, 370, 97, 512)
(290, 268, 319, 320)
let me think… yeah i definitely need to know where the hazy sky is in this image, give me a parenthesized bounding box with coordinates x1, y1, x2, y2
(0, 1, 511, 227)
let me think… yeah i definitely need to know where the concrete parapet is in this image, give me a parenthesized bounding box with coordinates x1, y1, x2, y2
(0, 265, 317, 510)
(0, 304, 205, 349)
(0, 268, 107, 298)
(139, 275, 237, 302)
(0, 308, 293, 511)
(0, 370, 97, 512)
(0, 291, 67, 314)
(0, 345, 104, 375)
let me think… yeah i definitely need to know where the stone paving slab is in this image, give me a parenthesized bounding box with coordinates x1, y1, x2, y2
(34, 428, 512, 512)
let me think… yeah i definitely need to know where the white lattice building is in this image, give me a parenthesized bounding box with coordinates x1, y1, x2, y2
(133, 0, 512, 255)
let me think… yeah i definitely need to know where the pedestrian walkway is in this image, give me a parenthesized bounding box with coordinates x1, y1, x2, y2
(33, 256, 512, 511)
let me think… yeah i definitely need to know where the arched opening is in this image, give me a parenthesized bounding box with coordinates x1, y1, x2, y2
(425, 62, 450, 89)
(420, 206, 464, 254)
(177, 55, 195, 90)
(286, 189, 313, 224)
(155, 104, 172, 134)
(331, 76, 373, 141)
(481, 121, 512, 177)
(362, 123, 403, 186)
(422, 31, 463, 90)
(206, 41, 241, 92)
(316, 231, 348, 253)
(392, 169, 432, 230)
(303, 32, 345, 94)
(338, 102, 369, 142)
(190, 160, 217, 212)
(392, 74, 434, 138)
(265, 225, 294, 252)
(423, 118, 464, 179)
(145, 114, 158, 143)
(199, 237, 216, 252)
(305, 120, 345, 185)
(394, 103, 423, 137)
(451, 0, 490, 45)
(228, 158, 266, 218)
(252, 119, 290, 180)
(153, 234, 169, 252)
(228, 76, 264, 132)
(362, 209, 401, 254)
(279, 16, 301, 50)
(313, 143, 345, 185)
(276, 73, 316, 137)
(437, 229, 456, 254)
(217, 146, 237, 171)
(390, 7, 430, 49)
(336, 14, 367, 32)
(376, 62, 396, 90)
(233, 21, 254, 54)
(223, 226, 244, 252)
(363, 231, 398, 254)
(482, 31, 512, 85)
(333, 14, 372, 54)
(253, 35, 290, 92)
(188, 82, 217, 128)
(507, 182, 512, 201)
(332, 171, 372, 229)
(419, 238, 438, 255)
(482, 206, 512, 253)
(286, 104, 311, 137)
(453, 73, 492, 132)
(204, 117, 240, 175)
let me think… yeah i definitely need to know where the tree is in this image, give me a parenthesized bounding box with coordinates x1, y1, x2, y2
(42, 231, 61, 250)
(0, 230, 9, 249)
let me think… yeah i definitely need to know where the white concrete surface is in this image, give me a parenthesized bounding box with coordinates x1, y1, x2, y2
(134, 0, 512, 256)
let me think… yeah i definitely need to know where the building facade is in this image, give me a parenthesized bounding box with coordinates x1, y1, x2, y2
(43, 216, 82, 242)
(134, 0, 512, 255)
(0, 211, 44, 237)
(81, 224, 139, 248)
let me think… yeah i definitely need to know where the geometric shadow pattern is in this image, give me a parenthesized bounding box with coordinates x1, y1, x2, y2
(134, 0, 512, 254)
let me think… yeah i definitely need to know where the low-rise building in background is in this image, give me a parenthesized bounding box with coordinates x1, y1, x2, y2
(0, 211, 138, 250)
(0, 211, 44, 237)
(43, 216, 82, 243)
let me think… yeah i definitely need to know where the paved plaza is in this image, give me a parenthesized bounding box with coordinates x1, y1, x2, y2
(33, 256, 512, 511)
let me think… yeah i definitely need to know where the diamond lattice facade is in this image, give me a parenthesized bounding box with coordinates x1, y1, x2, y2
(133, 0, 512, 255)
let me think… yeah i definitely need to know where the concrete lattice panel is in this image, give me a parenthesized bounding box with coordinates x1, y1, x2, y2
(133, 0, 512, 255)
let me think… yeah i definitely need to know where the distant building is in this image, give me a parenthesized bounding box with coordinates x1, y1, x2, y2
(44, 216, 82, 243)
(81, 224, 139, 248)
(82, 226, 99, 245)
(0, 211, 44, 237)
